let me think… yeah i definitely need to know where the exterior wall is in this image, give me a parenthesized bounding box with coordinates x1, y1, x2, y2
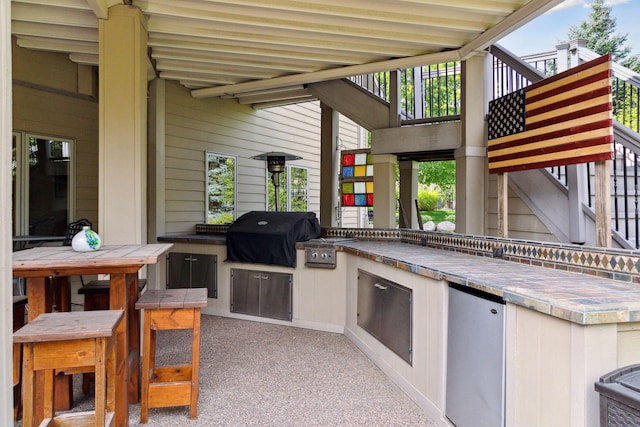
(486, 174, 558, 242)
(12, 40, 99, 228)
(163, 81, 360, 235)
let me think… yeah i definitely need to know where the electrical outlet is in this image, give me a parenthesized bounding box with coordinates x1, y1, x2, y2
(492, 247, 504, 258)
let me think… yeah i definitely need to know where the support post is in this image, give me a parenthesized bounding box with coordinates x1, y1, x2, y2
(99, 6, 148, 246)
(567, 164, 587, 244)
(320, 102, 340, 227)
(389, 70, 401, 128)
(497, 172, 508, 238)
(595, 160, 612, 247)
(399, 160, 418, 229)
(373, 154, 397, 228)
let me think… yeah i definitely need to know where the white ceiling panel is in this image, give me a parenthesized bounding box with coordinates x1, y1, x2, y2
(11, 0, 563, 107)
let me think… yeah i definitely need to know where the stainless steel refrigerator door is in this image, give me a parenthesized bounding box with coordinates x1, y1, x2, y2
(446, 285, 505, 427)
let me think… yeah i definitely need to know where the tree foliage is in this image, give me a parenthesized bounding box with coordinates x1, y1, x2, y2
(567, 0, 640, 72)
(207, 155, 235, 224)
(418, 160, 456, 208)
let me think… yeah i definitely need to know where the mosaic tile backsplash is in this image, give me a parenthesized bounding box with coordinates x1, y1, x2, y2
(321, 227, 640, 283)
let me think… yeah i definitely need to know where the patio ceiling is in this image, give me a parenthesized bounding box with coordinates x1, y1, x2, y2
(11, 0, 562, 108)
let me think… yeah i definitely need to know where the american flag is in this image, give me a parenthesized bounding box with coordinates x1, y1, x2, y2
(487, 54, 613, 174)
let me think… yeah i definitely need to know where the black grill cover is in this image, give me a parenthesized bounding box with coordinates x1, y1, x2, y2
(226, 211, 321, 267)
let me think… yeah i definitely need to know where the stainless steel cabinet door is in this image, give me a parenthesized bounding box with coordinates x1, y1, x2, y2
(230, 269, 292, 321)
(230, 269, 261, 316)
(259, 272, 292, 321)
(357, 269, 412, 364)
(167, 252, 217, 298)
(190, 254, 217, 298)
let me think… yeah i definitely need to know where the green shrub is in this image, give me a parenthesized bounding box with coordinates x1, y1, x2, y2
(417, 188, 439, 211)
(209, 212, 234, 224)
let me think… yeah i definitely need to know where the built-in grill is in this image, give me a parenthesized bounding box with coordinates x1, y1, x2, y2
(225, 211, 321, 267)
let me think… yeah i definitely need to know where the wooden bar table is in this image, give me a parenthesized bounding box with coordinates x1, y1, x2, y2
(13, 243, 173, 427)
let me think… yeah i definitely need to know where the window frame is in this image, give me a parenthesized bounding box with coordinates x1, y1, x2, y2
(205, 151, 237, 224)
(12, 132, 76, 236)
(266, 164, 309, 212)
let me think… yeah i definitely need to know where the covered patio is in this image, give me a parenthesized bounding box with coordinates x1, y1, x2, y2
(2, 1, 573, 426)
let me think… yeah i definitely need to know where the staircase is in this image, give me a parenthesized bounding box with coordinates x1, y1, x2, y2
(341, 39, 640, 249)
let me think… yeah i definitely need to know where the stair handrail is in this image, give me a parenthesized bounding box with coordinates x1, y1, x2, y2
(489, 44, 546, 83)
(576, 45, 640, 86)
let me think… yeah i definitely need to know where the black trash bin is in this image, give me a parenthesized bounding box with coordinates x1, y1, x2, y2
(595, 364, 640, 426)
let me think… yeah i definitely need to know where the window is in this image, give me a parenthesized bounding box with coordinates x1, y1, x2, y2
(206, 152, 236, 224)
(12, 133, 75, 236)
(268, 165, 308, 212)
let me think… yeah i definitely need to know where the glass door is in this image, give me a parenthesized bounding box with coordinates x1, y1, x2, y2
(12, 133, 75, 237)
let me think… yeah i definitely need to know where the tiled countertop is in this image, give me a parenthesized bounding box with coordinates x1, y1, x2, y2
(338, 240, 640, 325)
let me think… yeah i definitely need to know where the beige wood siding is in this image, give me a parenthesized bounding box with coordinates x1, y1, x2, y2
(164, 81, 360, 234)
(12, 41, 99, 228)
(486, 174, 558, 242)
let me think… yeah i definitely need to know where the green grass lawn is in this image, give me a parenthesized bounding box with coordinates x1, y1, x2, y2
(421, 209, 455, 224)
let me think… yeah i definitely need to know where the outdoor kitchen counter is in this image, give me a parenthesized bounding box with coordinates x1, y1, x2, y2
(156, 234, 640, 325)
(336, 239, 640, 325)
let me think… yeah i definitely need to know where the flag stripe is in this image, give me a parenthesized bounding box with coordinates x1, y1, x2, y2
(526, 53, 611, 95)
(526, 66, 611, 104)
(488, 111, 611, 148)
(489, 152, 613, 174)
(526, 88, 611, 121)
(488, 134, 613, 163)
(488, 143, 613, 172)
(526, 102, 612, 131)
(488, 128, 613, 159)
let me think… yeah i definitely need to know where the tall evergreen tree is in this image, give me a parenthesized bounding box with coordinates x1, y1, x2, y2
(567, 0, 640, 72)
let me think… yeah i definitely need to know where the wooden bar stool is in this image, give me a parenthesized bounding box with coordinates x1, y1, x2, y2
(135, 288, 207, 423)
(78, 278, 146, 395)
(14, 310, 123, 427)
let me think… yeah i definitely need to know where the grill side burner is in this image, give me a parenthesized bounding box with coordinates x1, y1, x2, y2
(304, 245, 336, 268)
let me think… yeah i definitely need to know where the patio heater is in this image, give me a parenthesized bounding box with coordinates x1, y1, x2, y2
(252, 151, 302, 211)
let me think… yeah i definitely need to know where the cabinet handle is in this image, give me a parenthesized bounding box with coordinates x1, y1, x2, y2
(191, 257, 198, 262)
(262, 275, 269, 280)
(374, 283, 388, 290)
(253, 275, 261, 279)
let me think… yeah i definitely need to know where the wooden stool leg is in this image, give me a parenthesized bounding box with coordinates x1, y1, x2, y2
(43, 369, 55, 422)
(22, 343, 34, 427)
(13, 343, 22, 420)
(107, 336, 116, 414)
(94, 337, 107, 427)
(190, 308, 202, 419)
(140, 310, 151, 424)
